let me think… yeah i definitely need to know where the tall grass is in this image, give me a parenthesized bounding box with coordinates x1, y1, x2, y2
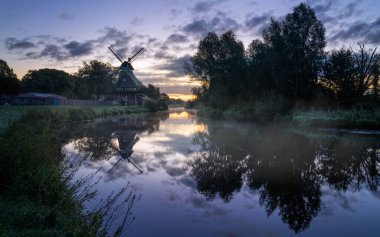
(290, 108, 380, 129)
(0, 106, 147, 236)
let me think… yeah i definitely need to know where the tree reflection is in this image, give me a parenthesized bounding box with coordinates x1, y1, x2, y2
(316, 140, 380, 192)
(191, 121, 380, 233)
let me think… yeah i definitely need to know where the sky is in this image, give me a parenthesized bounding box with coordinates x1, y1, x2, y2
(1, 0, 379, 100)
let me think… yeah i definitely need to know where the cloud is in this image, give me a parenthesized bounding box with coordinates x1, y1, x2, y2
(97, 27, 133, 47)
(182, 12, 241, 37)
(245, 13, 271, 29)
(192, 0, 227, 13)
(5, 38, 36, 50)
(131, 17, 144, 25)
(338, 0, 363, 19)
(331, 17, 380, 44)
(154, 54, 191, 75)
(39, 44, 66, 60)
(170, 8, 182, 18)
(64, 41, 94, 57)
(313, 0, 333, 14)
(166, 34, 189, 43)
(59, 12, 74, 20)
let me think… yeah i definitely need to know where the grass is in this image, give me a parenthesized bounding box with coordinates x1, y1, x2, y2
(0, 105, 147, 135)
(196, 101, 380, 129)
(0, 105, 148, 236)
(289, 108, 380, 129)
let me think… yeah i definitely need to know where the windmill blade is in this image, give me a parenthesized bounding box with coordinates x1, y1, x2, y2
(128, 48, 144, 63)
(108, 46, 125, 63)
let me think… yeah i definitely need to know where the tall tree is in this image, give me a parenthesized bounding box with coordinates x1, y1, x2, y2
(0, 59, 20, 97)
(21, 68, 75, 96)
(246, 39, 273, 97)
(186, 31, 246, 107)
(261, 3, 326, 100)
(77, 60, 115, 99)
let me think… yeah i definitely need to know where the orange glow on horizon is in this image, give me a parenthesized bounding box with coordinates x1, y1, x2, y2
(168, 93, 195, 101)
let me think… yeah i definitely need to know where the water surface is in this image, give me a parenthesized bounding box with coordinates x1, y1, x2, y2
(63, 110, 380, 237)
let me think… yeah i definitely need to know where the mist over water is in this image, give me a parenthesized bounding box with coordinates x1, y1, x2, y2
(62, 111, 380, 237)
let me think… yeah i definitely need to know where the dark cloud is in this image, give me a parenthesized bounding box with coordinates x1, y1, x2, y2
(64, 41, 94, 56)
(154, 54, 191, 74)
(59, 12, 74, 20)
(40, 44, 66, 60)
(182, 12, 241, 37)
(5, 38, 36, 50)
(170, 8, 182, 18)
(97, 27, 133, 47)
(245, 13, 271, 29)
(166, 34, 189, 43)
(192, 0, 226, 13)
(331, 17, 380, 44)
(313, 0, 333, 13)
(131, 17, 144, 25)
(154, 51, 175, 60)
(338, 0, 363, 19)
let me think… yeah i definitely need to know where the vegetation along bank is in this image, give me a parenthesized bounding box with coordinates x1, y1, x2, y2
(0, 106, 147, 236)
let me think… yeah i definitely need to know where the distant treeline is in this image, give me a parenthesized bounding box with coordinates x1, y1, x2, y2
(187, 3, 379, 109)
(0, 59, 168, 102)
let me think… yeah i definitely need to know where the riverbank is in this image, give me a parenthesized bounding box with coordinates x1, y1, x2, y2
(0, 106, 147, 236)
(0, 105, 147, 135)
(195, 104, 380, 130)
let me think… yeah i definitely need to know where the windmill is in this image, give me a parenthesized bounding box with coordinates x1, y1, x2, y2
(108, 45, 145, 105)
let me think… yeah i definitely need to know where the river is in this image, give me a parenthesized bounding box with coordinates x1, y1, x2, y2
(62, 110, 380, 237)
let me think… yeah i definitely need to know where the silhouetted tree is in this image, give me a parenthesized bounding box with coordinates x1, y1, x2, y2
(260, 3, 326, 100)
(321, 44, 379, 106)
(77, 60, 115, 99)
(186, 31, 246, 108)
(21, 68, 74, 96)
(246, 39, 273, 97)
(140, 84, 161, 100)
(0, 59, 20, 98)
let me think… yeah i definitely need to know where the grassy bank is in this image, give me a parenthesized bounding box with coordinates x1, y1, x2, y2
(0, 106, 147, 236)
(289, 108, 380, 129)
(195, 103, 380, 129)
(0, 105, 147, 135)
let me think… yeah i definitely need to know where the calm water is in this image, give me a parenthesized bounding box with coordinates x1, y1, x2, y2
(62, 110, 380, 237)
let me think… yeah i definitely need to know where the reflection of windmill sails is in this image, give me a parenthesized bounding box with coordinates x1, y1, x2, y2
(108, 131, 143, 174)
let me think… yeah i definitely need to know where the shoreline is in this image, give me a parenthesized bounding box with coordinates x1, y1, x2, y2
(0, 105, 148, 236)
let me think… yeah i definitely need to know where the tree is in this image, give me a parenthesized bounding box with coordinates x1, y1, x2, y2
(283, 3, 326, 99)
(0, 59, 20, 97)
(140, 84, 161, 100)
(321, 44, 380, 105)
(77, 60, 115, 99)
(21, 68, 74, 96)
(260, 3, 326, 100)
(186, 31, 246, 107)
(246, 39, 273, 97)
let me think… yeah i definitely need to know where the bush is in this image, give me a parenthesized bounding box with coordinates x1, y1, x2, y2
(143, 99, 168, 112)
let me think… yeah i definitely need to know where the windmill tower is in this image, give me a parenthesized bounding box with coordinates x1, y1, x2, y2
(108, 46, 145, 105)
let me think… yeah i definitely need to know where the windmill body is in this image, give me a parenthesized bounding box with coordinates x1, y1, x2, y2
(108, 46, 145, 106)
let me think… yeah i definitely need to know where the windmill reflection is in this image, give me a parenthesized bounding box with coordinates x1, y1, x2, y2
(71, 113, 168, 172)
(108, 131, 143, 174)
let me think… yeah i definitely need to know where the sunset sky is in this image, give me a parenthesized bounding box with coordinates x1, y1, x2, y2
(1, 0, 379, 100)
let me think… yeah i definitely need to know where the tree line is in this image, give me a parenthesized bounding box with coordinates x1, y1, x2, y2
(0, 59, 165, 101)
(187, 3, 379, 109)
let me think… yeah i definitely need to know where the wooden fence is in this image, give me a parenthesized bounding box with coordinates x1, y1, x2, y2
(59, 99, 115, 106)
